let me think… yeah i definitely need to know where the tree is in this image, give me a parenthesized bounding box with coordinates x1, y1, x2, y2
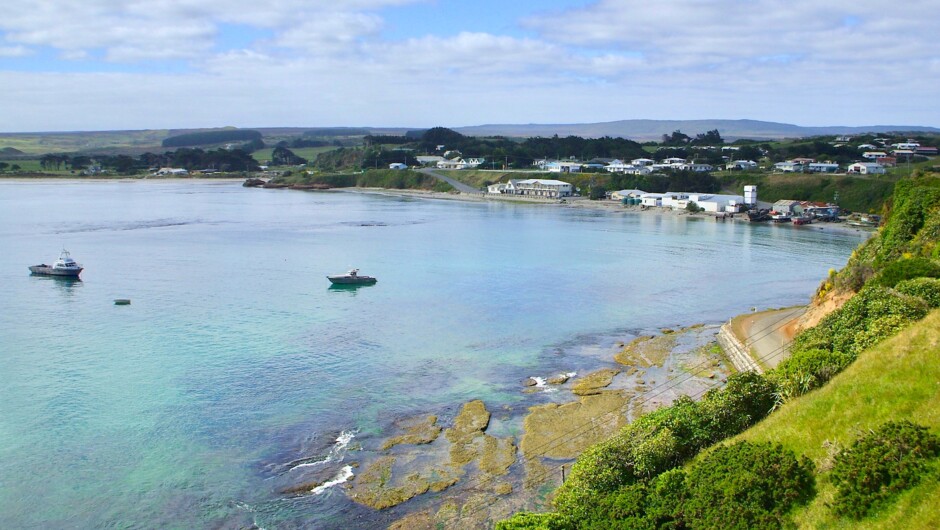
(271, 146, 308, 166)
(661, 130, 691, 146)
(692, 129, 724, 146)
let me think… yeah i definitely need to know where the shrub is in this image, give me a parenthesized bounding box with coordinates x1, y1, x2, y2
(495, 512, 574, 530)
(553, 372, 777, 519)
(871, 257, 940, 288)
(772, 348, 854, 398)
(830, 421, 940, 519)
(683, 441, 815, 530)
(895, 277, 940, 308)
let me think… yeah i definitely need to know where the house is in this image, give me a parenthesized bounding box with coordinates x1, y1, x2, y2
(679, 163, 714, 173)
(503, 179, 574, 198)
(610, 189, 647, 201)
(857, 144, 878, 150)
(772, 200, 802, 215)
(876, 156, 897, 167)
(915, 146, 938, 156)
(791, 157, 815, 165)
(892, 142, 920, 150)
(155, 167, 188, 176)
(807, 162, 840, 173)
(726, 160, 758, 170)
(847, 162, 886, 175)
(388, 163, 408, 170)
(631, 158, 655, 166)
(545, 161, 582, 173)
(605, 160, 635, 173)
(437, 157, 485, 170)
(663, 157, 686, 164)
(862, 151, 888, 160)
(774, 162, 803, 172)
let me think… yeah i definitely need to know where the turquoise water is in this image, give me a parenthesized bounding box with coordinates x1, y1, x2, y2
(0, 181, 866, 528)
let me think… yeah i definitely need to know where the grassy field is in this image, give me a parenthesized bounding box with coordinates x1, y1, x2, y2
(0, 130, 170, 155)
(251, 146, 337, 165)
(723, 309, 940, 528)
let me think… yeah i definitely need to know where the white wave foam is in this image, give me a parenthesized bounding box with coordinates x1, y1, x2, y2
(288, 430, 358, 472)
(531, 376, 547, 388)
(312, 465, 354, 495)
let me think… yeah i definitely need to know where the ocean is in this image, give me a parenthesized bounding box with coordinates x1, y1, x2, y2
(0, 180, 866, 528)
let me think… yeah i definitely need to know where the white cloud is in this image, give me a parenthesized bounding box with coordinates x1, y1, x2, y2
(0, 1, 938, 130)
(0, 45, 32, 57)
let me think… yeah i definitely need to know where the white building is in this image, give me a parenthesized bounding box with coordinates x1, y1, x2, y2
(155, 167, 188, 176)
(605, 160, 635, 173)
(631, 158, 655, 166)
(388, 163, 408, 170)
(807, 162, 840, 173)
(492, 179, 574, 198)
(663, 157, 687, 164)
(686, 193, 746, 213)
(416, 155, 444, 165)
(726, 160, 758, 170)
(545, 161, 582, 173)
(862, 151, 888, 160)
(847, 162, 886, 175)
(679, 163, 714, 173)
(610, 189, 647, 201)
(640, 193, 665, 207)
(744, 185, 758, 206)
(437, 157, 485, 170)
(774, 161, 803, 172)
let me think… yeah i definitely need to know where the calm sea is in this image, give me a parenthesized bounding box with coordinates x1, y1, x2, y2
(0, 181, 865, 528)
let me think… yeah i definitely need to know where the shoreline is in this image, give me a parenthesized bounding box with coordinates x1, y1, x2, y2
(0, 177, 882, 238)
(342, 187, 878, 238)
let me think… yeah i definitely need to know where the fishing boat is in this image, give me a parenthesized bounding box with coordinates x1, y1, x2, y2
(327, 269, 377, 285)
(28, 250, 83, 277)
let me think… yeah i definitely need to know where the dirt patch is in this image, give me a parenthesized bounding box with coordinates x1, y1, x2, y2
(795, 289, 854, 333)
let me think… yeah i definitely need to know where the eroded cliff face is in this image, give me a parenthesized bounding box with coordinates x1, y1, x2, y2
(795, 289, 855, 333)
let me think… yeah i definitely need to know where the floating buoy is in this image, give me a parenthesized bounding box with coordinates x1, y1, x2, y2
(114, 299, 131, 305)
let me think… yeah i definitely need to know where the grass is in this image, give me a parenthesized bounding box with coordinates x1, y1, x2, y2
(251, 146, 336, 165)
(722, 309, 940, 528)
(0, 130, 170, 155)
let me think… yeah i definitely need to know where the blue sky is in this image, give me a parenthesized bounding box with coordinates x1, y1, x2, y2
(1, 0, 937, 132)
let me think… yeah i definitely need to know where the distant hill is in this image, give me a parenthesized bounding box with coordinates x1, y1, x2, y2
(453, 119, 940, 141)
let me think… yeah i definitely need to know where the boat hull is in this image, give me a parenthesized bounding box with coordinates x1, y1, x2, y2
(327, 276, 377, 285)
(29, 265, 83, 277)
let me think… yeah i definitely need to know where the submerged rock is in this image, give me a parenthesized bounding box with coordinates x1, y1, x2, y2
(347, 456, 432, 509)
(381, 415, 442, 450)
(521, 391, 631, 460)
(614, 334, 677, 368)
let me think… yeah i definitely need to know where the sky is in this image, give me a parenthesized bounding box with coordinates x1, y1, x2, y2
(1, 0, 938, 132)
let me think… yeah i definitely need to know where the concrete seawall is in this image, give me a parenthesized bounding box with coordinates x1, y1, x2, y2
(717, 322, 763, 373)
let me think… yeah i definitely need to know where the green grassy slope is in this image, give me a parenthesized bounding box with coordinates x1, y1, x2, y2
(732, 309, 940, 528)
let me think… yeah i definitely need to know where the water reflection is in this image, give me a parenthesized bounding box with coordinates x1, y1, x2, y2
(30, 274, 83, 297)
(327, 283, 374, 295)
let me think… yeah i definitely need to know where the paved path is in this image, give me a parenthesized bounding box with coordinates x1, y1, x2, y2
(730, 306, 806, 370)
(417, 168, 481, 195)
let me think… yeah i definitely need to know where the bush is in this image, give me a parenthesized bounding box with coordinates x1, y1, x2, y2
(830, 421, 940, 519)
(895, 277, 940, 308)
(772, 348, 854, 398)
(683, 441, 815, 529)
(871, 257, 940, 288)
(494, 512, 574, 530)
(553, 372, 777, 519)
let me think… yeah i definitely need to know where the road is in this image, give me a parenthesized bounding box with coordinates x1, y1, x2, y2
(731, 306, 806, 369)
(417, 168, 481, 194)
